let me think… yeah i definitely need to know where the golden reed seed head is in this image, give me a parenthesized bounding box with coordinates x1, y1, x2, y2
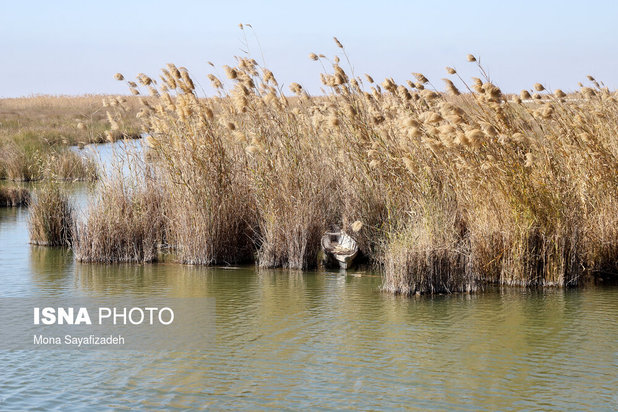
(581, 87, 596, 98)
(364, 74, 374, 84)
(328, 116, 340, 127)
(333, 37, 344, 48)
(445, 67, 456, 75)
(309, 53, 318, 61)
(412, 73, 429, 84)
(208, 74, 223, 89)
(534, 83, 545, 92)
(520, 90, 531, 100)
(76, 122, 86, 130)
(167, 63, 181, 79)
(420, 111, 442, 124)
(541, 105, 554, 119)
(420, 89, 439, 100)
(465, 129, 484, 147)
(381, 78, 396, 92)
(554, 89, 566, 98)
(405, 118, 420, 128)
(137, 73, 152, 86)
(445, 114, 463, 124)
(224, 66, 238, 80)
(289, 83, 303, 95)
(245, 145, 259, 155)
(467, 54, 476, 62)
(262, 69, 277, 85)
(442, 79, 461, 96)
(438, 124, 456, 136)
(454, 132, 469, 146)
(181, 71, 194, 90)
(114, 73, 124, 81)
(351, 220, 363, 232)
(587, 75, 595, 81)
(409, 127, 421, 138)
(402, 157, 415, 172)
(480, 122, 498, 137)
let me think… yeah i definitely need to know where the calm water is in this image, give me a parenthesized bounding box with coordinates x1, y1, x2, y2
(0, 145, 617, 410)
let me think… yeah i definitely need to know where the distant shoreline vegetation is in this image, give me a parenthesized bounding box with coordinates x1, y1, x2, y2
(0, 95, 142, 182)
(22, 38, 618, 295)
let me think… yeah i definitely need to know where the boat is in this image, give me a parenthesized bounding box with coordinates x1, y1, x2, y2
(321, 231, 358, 270)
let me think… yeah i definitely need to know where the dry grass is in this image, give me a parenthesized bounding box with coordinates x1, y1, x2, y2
(0, 95, 142, 181)
(85, 41, 617, 293)
(28, 184, 74, 246)
(0, 186, 30, 207)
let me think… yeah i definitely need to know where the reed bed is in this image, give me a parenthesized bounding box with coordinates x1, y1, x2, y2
(28, 184, 74, 246)
(72, 171, 166, 263)
(89, 39, 617, 293)
(0, 186, 30, 207)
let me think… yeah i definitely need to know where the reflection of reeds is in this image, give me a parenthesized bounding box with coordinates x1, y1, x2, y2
(87, 41, 618, 293)
(0, 185, 30, 207)
(30, 245, 73, 282)
(73, 262, 212, 296)
(28, 184, 74, 246)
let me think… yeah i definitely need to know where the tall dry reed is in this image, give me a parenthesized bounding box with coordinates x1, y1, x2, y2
(94, 38, 617, 293)
(72, 171, 166, 263)
(28, 184, 74, 246)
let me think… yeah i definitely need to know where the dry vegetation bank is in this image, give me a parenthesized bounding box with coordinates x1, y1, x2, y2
(0, 95, 142, 181)
(64, 39, 618, 294)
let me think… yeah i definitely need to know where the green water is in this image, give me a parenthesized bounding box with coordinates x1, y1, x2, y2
(0, 143, 616, 410)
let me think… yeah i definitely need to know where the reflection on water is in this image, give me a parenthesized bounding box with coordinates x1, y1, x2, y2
(2, 241, 616, 410)
(0, 142, 617, 409)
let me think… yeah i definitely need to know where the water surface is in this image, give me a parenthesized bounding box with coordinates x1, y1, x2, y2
(0, 144, 616, 410)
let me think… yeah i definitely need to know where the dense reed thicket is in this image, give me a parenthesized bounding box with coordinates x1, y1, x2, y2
(28, 184, 74, 246)
(81, 38, 617, 294)
(73, 171, 166, 263)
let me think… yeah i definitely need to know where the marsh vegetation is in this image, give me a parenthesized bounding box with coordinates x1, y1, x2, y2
(0, 95, 142, 181)
(24, 38, 618, 295)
